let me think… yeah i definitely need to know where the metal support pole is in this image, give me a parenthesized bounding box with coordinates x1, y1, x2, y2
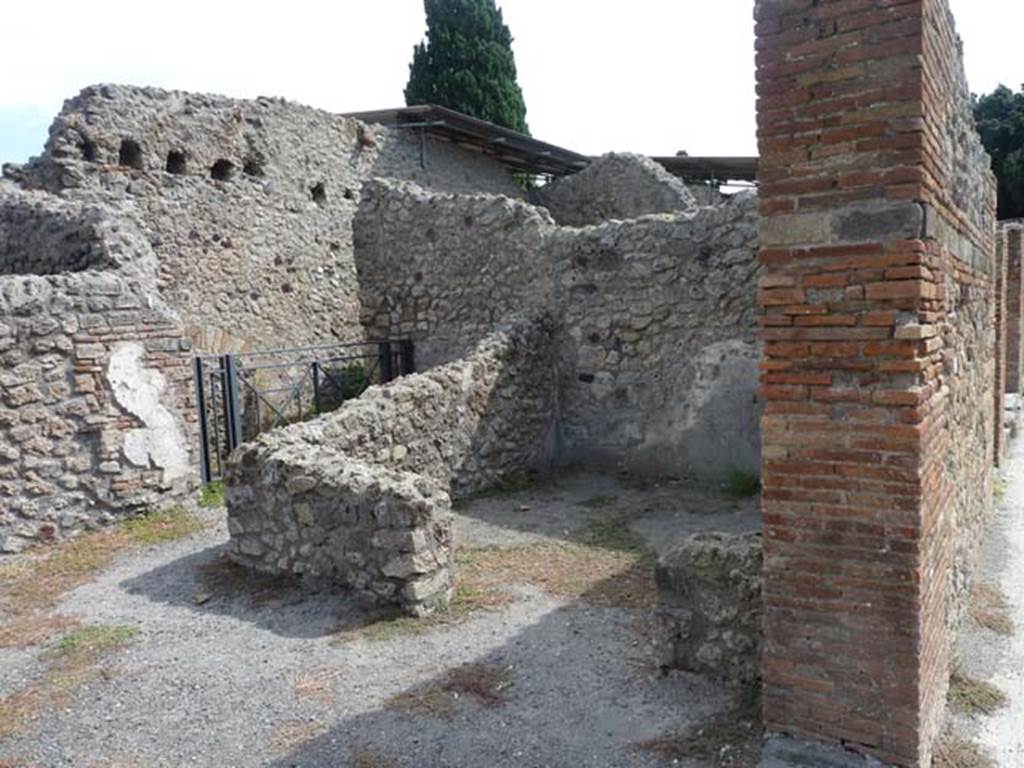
(400, 340, 416, 376)
(379, 341, 394, 383)
(222, 354, 244, 453)
(312, 360, 322, 415)
(419, 127, 426, 170)
(193, 357, 212, 484)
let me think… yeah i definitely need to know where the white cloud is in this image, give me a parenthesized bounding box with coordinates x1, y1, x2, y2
(1, 0, 1021, 163)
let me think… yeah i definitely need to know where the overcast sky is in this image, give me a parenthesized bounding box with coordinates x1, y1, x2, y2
(1, 1, 1022, 165)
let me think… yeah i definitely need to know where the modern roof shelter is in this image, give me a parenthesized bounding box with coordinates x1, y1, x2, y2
(343, 104, 590, 176)
(345, 104, 758, 183)
(652, 156, 758, 183)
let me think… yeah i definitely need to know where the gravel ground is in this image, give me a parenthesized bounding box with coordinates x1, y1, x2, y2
(0, 470, 759, 768)
(947, 438, 1024, 767)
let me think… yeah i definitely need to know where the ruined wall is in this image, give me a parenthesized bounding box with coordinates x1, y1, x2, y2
(0, 185, 194, 552)
(920, 0, 998, 750)
(1004, 224, 1023, 394)
(754, 0, 997, 764)
(654, 531, 763, 685)
(224, 315, 557, 613)
(554, 195, 761, 479)
(994, 230, 1008, 466)
(0, 189, 123, 275)
(538, 152, 696, 226)
(9, 85, 523, 354)
(355, 180, 555, 369)
(354, 181, 761, 483)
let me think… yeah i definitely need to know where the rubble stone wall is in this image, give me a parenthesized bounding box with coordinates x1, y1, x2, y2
(554, 194, 761, 479)
(537, 152, 697, 226)
(224, 315, 557, 614)
(9, 85, 523, 354)
(654, 531, 763, 685)
(0, 186, 194, 552)
(355, 180, 555, 369)
(354, 180, 761, 483)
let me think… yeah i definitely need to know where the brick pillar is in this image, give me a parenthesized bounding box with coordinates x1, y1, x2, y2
(995, 231, 1008, 465)
(755, 0, 997, 765)
(1006, 226, 1024, 394)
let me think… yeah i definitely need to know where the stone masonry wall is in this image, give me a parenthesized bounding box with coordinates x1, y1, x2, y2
(224, 315, 557, 614)
(994, 229, 1008, 467)
(1004, 224, 1023, 394)
(654, 531, 763, 685)
(553, 194, 761, 479)
(0, 187, 123, 275)
(354, 180, 761, 483)
(355, 180, 555, 369)
(754, 0, 997, 765)
(0, 185, 194, 552)
(538, 152, 697, 226)
(8, 85, 523, 354)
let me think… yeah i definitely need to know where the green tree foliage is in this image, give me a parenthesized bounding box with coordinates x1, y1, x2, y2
(405, 0, 529, 134)
(974, 84, 1024, 220)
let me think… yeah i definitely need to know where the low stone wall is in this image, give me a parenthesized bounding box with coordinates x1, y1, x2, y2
(538, 153, 696, 226)
(0, 187, 194, 552)
(224, 314, 558, 613)
(355, 180, 761, 483)
(654, 531, 762, 685)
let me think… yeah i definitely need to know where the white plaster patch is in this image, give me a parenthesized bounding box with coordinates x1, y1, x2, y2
(673, 339, 760, 433)
(107, 342, 190, 481)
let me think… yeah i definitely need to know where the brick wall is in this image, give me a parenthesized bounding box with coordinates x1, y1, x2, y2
(1005, 225, 1024, 394)
(754, 0, 997, 765)
(995, 229, 1008, 465)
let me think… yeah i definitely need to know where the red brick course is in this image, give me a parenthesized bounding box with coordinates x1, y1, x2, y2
(755, 0, 998, 764)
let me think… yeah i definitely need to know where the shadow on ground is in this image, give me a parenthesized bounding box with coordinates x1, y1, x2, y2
(114, 470, 761, 767)
(119, 544, 388, 641)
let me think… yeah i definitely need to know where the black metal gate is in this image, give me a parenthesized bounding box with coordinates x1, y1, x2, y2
(193, 339, 414, 482)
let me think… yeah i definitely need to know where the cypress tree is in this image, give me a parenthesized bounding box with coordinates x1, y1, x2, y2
(405, 0, 529, 134)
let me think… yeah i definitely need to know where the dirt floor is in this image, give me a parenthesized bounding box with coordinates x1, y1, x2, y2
(937, 437, 1024, 768)
(0, 470, 760, 768)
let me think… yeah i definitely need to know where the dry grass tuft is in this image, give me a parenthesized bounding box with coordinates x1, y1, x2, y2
(463, 542, 656, 610)
(947, 667, 1008, 716)
(933, 731, 996, 768)
(0, 613, 79, 650)
(44, 624, 139, 662)
(384, 662, 514, 720)
(293, 666, 343, 704)
(266, 720, 330, 755)
(334, 525, 654, 644)
(577, 494, 618, 509)
(970, 583, 1015, 636)
(332, 549, 515, 644)
(0, 508, 204, 650)
(349, 748, 398, 768)
(0, 622, 140, 740)
(443, 662, 513, 705)
(636, 691, 762, 767)
(119, 507, 205, 547)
